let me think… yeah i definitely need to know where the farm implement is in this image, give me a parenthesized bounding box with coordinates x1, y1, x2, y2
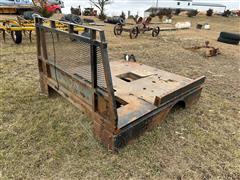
(185, 41, 221, 57)
(36, 17, 205, 151)
(0, 17, 84, 44)
(114, 17, 160, 39)
(1, 0, 68, 44)
(0, 18, 35, 44)
(0, 0, 63, 14)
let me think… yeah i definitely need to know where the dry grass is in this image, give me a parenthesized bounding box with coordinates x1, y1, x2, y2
(0, 15, 240, 179)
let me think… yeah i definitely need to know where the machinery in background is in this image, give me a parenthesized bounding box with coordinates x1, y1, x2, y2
(0, 0, 63, 14)
(83, 7, 97, 16)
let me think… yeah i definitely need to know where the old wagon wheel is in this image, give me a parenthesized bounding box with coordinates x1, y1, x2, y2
(136, 17, 143, 24)
(130, 27, 139, 39)
(152, 27, 160, 37)
(114, 24, 123, 36)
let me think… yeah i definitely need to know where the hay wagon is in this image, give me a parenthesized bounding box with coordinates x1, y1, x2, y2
(36, 17, 205, 151)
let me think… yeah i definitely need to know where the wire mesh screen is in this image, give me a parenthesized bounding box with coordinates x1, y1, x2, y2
(44, 30, 107, 89)
(96, 46, 107, 88)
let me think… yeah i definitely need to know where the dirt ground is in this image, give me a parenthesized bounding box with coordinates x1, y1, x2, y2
(0, 15, 240, 179)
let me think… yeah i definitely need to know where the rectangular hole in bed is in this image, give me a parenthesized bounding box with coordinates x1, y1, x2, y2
(116, 72, 143, 82)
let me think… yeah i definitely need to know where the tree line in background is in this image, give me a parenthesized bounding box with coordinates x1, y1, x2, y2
(70, 0, 239, 20)
(149, 8, 238, 19)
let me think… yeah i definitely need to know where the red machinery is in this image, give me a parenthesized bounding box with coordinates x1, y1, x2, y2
(44, 3, 61, 13)
(32, 0, 62, 14)
(0, 0, 62, 14)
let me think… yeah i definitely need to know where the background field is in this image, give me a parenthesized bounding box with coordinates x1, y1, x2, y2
(0, 15, 240, 179)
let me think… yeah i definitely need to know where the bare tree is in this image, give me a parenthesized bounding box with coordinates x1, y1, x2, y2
(89, 0, 112, 19)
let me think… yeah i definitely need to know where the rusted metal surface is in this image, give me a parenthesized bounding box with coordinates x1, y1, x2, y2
(36, 17, 205, 151)
(110, 61, 205, 128)
(114, 17, 160, 39)
(186, 41, 221, 57)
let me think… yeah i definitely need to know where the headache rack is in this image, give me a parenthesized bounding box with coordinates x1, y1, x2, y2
(36, 17, 206, 151)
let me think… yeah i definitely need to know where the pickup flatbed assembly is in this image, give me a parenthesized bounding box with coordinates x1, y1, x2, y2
(36, 17, 205, 151)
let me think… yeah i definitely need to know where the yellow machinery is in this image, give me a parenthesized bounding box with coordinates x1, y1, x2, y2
(0, 0, 84, 44)
(0, 17, 84, 44)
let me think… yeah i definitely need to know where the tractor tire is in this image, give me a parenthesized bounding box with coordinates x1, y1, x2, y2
(217, 36, 239, 45)
(11, 31, 22, 44)
(220, 32, 240, 41)
(105, 17, 125, 25)
(23, 11, 35, 20)
(61, 14, 83, 24)
(152, 27, 160, 37)
(130, 27, 139, 39)
(83, 18, 95, 23)
(118, 18, 125, 25)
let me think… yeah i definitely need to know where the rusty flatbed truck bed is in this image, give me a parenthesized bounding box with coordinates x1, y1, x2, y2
(36, 17, 205, 151)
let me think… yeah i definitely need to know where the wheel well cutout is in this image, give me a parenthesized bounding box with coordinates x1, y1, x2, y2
(171, 101, 186, 112)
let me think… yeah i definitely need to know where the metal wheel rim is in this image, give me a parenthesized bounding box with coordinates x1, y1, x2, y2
(152, 27, 160, 37)
(114, 25, 122, 36)
(130, 27, 138, 39)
